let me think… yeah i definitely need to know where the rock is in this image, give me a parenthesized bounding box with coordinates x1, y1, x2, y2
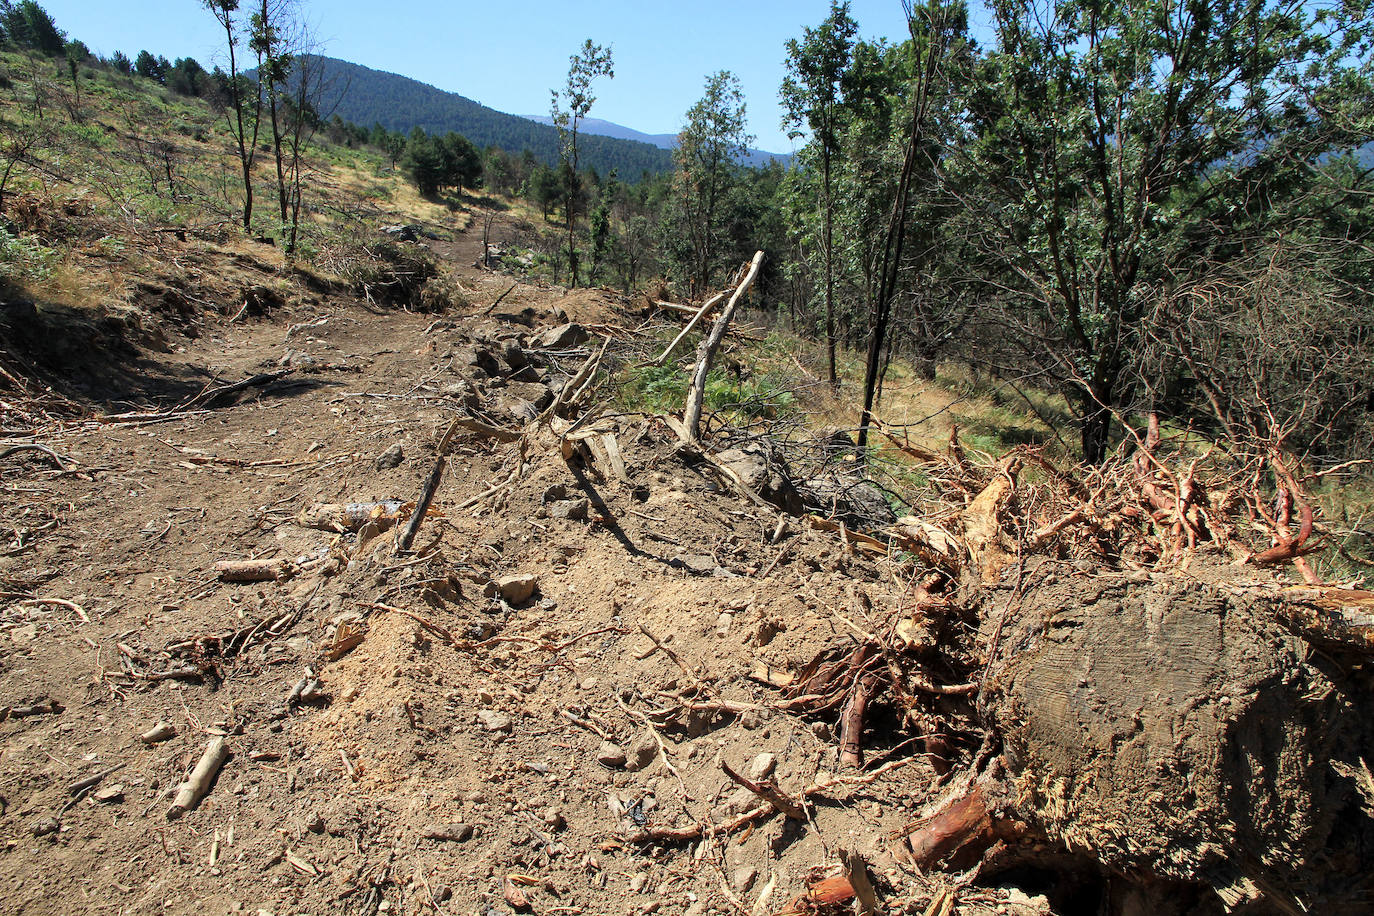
(732, 866, 758, 892)
(503, 341, 531, 370)
(624, 732, 659, 772)
(92, 784, 124, 804)
(628, 873, 649, 893)
(441, 381, 482, 410)
(543, 807, 566, 830)
(33, 818, 59, 837)
(534, 323, 590, 350)
(495, 574, 538, 604)
(506, 381, 553, 410)
(542, 484, 569, 503)
(476, 710, 513, 733)
(278, 348, 316, 369)
(547, 498, 590, 521)
(374, 443, 404, 470)
(596, 741, 627, 768)
(713, 444, 803, 514)
(739, 708, 767, 730)
(670, 554, 718, 576)
(422, 823, 474, 842)
(456, 346, 503, 378)
(799, 474, 896, 529)
(493, 394, 539, 424)
(383, 224, 421, 242)
(747, 752, 777, 781)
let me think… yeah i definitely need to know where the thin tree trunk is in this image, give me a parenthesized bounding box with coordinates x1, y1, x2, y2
(822, 146, 838, 388)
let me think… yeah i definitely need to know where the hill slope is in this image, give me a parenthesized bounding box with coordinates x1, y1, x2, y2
(521, 115, 795, 168)
(309, 55, 674, 177)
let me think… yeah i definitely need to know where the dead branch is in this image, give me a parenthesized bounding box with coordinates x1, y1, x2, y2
(167, 737, 229, 819)
(682, 251, 765, 442)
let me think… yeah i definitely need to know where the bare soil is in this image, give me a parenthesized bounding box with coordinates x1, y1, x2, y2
(0, 218, 1022, 916)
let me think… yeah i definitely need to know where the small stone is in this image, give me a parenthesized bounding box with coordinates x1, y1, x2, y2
(306, 814, 326, 833)
(422, 823, 474, 842)
(629, 873, 649, 893)
(341, 685, 361, 702)
(477, 710, 513, 733)
(739, 708, 767, 730)
(624, 732, 659, 772)
(669, 554, 716, 576)
(547, 498, 590, 521)
(747, 752, 777, 781)
(732, 866, 758, 892)
(374, 443, 405, 470)
(596, 741, 627, 768)
(33, 818, 60, 837)
(433, 886, 453, 903)
(495, 574, 538, 604)
(580, 676, 600, 691)
(543, 807, 565, 830)
(93, 784, 125, 804)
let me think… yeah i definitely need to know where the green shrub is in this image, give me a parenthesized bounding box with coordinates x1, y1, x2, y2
(0, 227, 57, 283)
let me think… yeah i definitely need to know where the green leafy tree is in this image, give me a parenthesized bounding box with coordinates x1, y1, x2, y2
(529, 163, 562, 221)
(0, 1, 64, 55)
(134, 49, 165, 83)
(782, 0, 857, 386)
(167, 56, 207, 96)
(665, 71, 752, 296)
(201, 0, 263, 230)
(439, 131, 481, 195)
(64, 39, 88, 107)
(957, 0, 1374, 461)
(550, 39, 614, 287)
(403, 127, 445, 196)
(250, 0, 295, 227)
(108, 51, 132, 74)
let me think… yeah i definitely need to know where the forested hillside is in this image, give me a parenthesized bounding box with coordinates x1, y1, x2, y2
(307, 55, 674, 176)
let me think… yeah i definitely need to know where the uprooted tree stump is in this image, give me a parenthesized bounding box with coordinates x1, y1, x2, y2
(916, 568, 1374, 913)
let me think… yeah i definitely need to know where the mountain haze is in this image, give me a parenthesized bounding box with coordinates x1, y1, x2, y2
(308, 56, 674, 177)
(520, 115, 794, 168)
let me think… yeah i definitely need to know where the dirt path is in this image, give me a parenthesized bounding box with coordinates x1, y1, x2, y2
(0, 212, 1004, 916)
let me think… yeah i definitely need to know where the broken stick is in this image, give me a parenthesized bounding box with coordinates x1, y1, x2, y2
(168, 737, 229, 819)
(681, 251, 764, 442)
(214, 558, 295, 583)
(642, 292, 726, 368)
(720, 759, 806, 819)
(397, 418, 462, 553)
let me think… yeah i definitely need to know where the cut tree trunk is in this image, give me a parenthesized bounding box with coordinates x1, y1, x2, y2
(965, 568, 1374, 913)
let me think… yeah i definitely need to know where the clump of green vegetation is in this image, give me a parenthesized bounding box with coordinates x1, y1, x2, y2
(616, 364, 688, 414)
(0, 227, 57, 283)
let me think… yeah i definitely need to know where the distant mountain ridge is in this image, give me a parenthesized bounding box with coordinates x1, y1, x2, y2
(306, 56, 674, 177)
(520, 115, 794, 169)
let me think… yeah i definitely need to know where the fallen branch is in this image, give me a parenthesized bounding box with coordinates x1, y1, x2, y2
(720, 759, 806, 819)
(167, 737, 229, 819)
(397, 418, 461, 552)
(179, 370, 292, 411)
(215, 558, 296, 583)
(481, 282, 519, 316)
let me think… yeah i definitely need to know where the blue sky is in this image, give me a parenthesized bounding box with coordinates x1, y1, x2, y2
(40, 1, 941, 153)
